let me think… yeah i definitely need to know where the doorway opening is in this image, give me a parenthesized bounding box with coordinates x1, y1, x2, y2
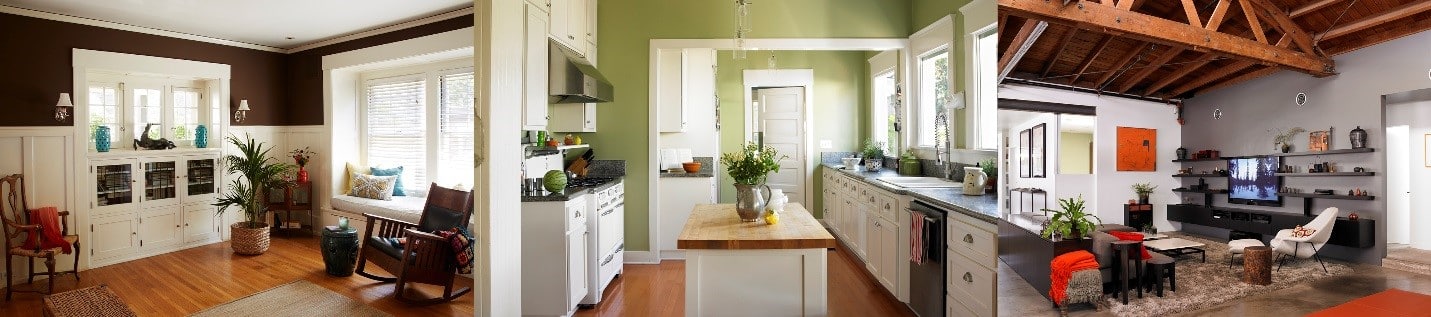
(1383, 87, 1431, 266)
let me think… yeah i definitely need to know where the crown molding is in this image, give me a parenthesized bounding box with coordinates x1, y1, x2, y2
(285, 7, 473, 53)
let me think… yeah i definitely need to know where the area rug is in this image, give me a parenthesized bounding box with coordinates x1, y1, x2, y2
(190, 280, 392, 317)
(1306, 288, 1431, 317)
(1384, 247, 1431, 278)
(1102, 233, 1352, 317)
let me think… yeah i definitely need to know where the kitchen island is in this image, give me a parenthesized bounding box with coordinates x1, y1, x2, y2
(678, 203, 836, 317)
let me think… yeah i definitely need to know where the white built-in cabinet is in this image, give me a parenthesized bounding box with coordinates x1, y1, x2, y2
(549, 104, 596, 132)
(522, 196, 589, 317)
(822, 167, 912, 303)
(657, 48, 716, 133)
(525, 0, 601, 133)
(88, 152, 223, 267)
(549, 0, 591, 57)
(522, 2, 551, 130)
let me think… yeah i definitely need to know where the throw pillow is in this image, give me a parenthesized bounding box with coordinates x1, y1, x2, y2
(370, 166, 406, 196)
(350, 173, 398, 200)
(1291, 225, 1316, 238)
(342, 162, 370, 194)
(438, 227, 475, 274)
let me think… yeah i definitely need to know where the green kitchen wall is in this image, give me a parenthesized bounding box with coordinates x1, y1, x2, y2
(584, 0, 970, 252)
(714, 50, 872, 212)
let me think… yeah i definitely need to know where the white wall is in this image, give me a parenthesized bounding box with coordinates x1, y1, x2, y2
(1000, 84, 1183, 231)
(477, 0, 524, 315)
(1385, 89, 1431, 250)
(1182, 29, 1431, 264)
(1004, 112, 1058, 214)
(0, 127, 75, 285)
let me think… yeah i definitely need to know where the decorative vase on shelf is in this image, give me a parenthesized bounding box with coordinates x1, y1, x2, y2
(1350, 126, 1367, 149)
(297, 167, 310, 183)
(1176, 147, 1189, 160)
(194, 125, 208, 148)
(1138, 195, 1150, 204)
(734, 184, 772, 222)
(1280, 143, 1292, 153)
(95, 126, 111, 152)
(864, 158, 883, 172)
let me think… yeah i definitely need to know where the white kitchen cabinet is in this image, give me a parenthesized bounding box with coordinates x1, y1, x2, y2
(525, 0, 551, 12)
(184, 203, 221, 244)
(549, 0, 588, 57)
(947, 206, 999, 317)
(870, 216, 897, 292)
(89, 213, 138, 262)
(138, 205, 183, 252)
(821, 166, 913, 303)
(864, 212, 883, 284)
(657, 176, 715, 258)
(87, 151, 224, 268)
(522, 196, 590, 317)
(567, 229, 589, 310)
(522, 2, 550, 130)
(586, 0, 598, 45)
(656, 48, 715, 133)
(549, 103, 596, 132)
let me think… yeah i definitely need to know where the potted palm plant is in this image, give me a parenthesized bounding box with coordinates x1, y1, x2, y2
(214, 134, 294, 255)
(1132, 182, 1157, 204)
(721, 142, 785, 222)
(1041, 196, 1101, 240)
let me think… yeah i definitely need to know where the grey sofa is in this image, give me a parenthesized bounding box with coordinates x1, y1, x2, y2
(1088, 226, 1172, 286)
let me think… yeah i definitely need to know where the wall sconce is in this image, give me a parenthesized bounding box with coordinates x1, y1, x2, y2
(234, 100, 251, 123)
(54, 93, 72, 122)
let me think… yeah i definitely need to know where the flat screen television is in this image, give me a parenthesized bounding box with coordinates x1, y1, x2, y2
(1228, 156, 1282, 206)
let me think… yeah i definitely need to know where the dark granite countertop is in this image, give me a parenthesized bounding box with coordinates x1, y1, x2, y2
(821, 164, 999, 224)
(660, 157, 714, 178)
(521, 177, 623, 202)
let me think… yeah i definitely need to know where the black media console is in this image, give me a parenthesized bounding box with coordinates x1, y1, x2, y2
(1166, 204, 1374, 248)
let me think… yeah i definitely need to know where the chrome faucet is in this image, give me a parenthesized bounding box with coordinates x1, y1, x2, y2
(934, 112, 954, 180)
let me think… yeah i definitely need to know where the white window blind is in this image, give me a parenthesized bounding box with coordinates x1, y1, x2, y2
(437, 71, 476, 188)
(365, 77, 428, 192)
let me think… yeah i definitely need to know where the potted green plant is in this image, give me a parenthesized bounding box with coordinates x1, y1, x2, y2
(1132, 182, 1157, 204)
(898, 149, 921, 175)
(214, 134, 294, 255)
(862, 139, 886, 172)
(721, 142, 786, 222)
(981, 158, 998, 194)
(1040, 195, 1102, 240)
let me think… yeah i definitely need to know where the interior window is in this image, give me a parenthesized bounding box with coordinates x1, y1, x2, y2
(918, 48, 951, 147)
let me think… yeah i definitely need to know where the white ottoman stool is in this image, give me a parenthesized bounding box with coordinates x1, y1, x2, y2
(1228, 239, 1265, 268)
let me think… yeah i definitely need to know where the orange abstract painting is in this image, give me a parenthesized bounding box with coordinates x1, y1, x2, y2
(1116, 127, 1157, 171)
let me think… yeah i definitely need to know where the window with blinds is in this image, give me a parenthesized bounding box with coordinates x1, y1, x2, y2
(364, 77, 428, 193)
(437, 72, 476, 188)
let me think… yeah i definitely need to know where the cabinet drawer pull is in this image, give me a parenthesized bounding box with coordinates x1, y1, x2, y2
(963, 272, 973, 283)
(963, 234, 974, 244)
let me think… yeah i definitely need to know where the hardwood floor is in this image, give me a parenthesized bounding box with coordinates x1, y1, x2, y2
(575, 244, 915, 317)
(0, 234, 472, 317)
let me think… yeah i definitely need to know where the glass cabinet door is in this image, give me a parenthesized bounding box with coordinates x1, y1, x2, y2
(144, 160, 179, 204)
(94, 163, 135, 211)
(185, 157, 217, 201)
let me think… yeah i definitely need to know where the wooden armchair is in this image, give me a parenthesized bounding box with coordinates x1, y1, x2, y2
(355, 183, 474, 305)
(2, 174, 81, 300)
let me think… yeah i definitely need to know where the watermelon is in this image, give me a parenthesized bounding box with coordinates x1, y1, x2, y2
(543, 170, 568, 192)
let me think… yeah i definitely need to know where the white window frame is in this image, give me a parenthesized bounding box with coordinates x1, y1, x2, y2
(85, 74, 211, 149)
(908, 15, 956, 151)
(358, 59, 475, 197)
(868, 50, 901, 154)
(968, 24, 999, 150)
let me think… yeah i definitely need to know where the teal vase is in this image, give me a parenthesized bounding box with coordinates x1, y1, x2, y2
(194, 125, 208, 148)
(95, 126, 111, 152)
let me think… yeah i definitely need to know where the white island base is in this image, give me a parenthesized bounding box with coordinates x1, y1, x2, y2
(684, 248, 828, 316)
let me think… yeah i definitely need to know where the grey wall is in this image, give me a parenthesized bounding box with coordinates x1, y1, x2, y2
(1181, 30, 1431, 264)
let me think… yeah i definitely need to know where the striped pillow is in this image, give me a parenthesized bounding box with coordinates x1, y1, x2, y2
(349, 173, 398, 200)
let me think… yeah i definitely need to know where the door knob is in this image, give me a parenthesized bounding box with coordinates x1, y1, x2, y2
(963, 234, 974, 243)
(963, 272, 973, 283)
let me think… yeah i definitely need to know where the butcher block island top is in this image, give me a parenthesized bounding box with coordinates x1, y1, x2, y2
(677, 203, 836, 250)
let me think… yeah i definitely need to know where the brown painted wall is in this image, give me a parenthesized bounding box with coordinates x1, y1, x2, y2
(282, 14, 473, 125)
(0, 13, 287, 126)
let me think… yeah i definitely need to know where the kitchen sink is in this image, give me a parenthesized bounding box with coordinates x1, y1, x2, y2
(875, 177, 960, 188)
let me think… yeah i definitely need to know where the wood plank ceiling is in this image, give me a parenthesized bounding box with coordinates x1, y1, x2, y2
(998, 0, 1431, 100)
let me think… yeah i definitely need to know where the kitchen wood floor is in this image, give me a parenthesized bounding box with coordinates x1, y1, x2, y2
(575, 244, 916, 317)
(0, 234, 472, 317)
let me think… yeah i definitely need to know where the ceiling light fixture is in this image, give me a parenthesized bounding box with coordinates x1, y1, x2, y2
(235, 100, 251, 123)
(734, 0, 753, 60)
(54, 93, 72, 122)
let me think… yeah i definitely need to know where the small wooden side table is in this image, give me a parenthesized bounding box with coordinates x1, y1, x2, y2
(1112, 240, 1145, 304)
(1243, 246, 1273, 285)
(268, 180, 315, 235)
(43, 284, 137, 317)
(1125, 204, 1153, 230)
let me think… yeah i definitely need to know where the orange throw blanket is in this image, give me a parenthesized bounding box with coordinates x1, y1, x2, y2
(1107, 231, 1151, 260)
(1050, 250, 1100, 305)
(20, 207, 72, 254)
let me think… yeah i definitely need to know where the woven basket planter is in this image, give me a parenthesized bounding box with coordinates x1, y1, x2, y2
(231, 222, 271, 255)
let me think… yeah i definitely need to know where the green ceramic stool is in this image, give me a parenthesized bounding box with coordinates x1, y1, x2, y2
(321, 226, 360, 276)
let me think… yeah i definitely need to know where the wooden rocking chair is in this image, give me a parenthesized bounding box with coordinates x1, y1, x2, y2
(355, 183, 474, 305)
(2, 174, 81, 300)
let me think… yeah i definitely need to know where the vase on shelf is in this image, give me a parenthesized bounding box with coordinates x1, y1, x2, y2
(1176, 147, 1189, 160)
(95, 126, 111, 152)
(296, 167, 310, 183)
(1350, 126, 1367, 149)
(734, 183, 772, 222)
(194, 125, 208, 148)
(1280, 143, 1292, 153)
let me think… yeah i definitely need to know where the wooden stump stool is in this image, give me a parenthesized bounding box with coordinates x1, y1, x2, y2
(1243, 246, 1273, 285)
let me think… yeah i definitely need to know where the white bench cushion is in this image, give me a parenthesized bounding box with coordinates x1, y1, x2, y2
(331, 194, 425, 224)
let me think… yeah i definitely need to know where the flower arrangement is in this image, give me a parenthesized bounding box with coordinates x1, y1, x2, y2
(1273, 127, 1306, 147)
(721, 142, 786, 185)
(290, 147, 315, 167)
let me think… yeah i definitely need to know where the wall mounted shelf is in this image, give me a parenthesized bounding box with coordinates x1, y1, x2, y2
(1278, 193, 1375, 200)
(1274, 172, 1376, 177)
(1172, 188, 1228, 194)
(1172, 158, 1228, 162)
(1173, 174, 1226, 178)
(1271, 148, 1375, 157)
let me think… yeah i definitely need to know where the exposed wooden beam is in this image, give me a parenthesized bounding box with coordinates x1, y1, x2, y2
(1041, 28, 1079, 79)
(1167, 60, 1255, 97)
(1181, 0, 1204, 28)
(1115, 47, 1186, 93)
(1326, 15, 1431, 56)
(1144, 54, 1217, 95)
(1067, 35, 1114, 85)
(1290, 0, 1346, 18)
(1248, 0, 1318, 56)
(1093, 42, 1150, 91)
(1116, 0, 1149, 11)
(1000, 0, 1334, 76)
(1000, 20, 1049, 83)
(1239, 0, 1269, 44)
(1193, 66, 1281, 96)
(1318, 0, 1431, 41)
(1205, 0, 1233, 31)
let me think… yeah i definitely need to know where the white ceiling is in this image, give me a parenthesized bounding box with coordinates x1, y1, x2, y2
(0, 0, 470, 49)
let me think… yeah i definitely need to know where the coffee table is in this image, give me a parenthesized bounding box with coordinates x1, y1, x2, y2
(1142, 233, 1169, 240)
(1143, 238, 1207, 263)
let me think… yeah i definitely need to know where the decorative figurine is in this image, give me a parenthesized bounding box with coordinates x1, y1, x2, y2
(134, 123, 177, 150)
(1349, 126, 1368, 149)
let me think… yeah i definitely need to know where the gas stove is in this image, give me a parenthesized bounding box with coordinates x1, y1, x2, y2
(567, 177, 615, 188)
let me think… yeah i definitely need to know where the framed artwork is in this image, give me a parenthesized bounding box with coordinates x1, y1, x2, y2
(1116, 126, 1158, 171)
(1031, 123, 1046, 178)
(1019, 128, 1031, 178)
(1308, 130, 1329, 152)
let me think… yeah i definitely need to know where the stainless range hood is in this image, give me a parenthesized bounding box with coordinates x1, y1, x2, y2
(549, 40, 614, 103)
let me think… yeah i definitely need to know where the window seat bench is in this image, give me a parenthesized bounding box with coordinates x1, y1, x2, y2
(330, 195, 425, 225)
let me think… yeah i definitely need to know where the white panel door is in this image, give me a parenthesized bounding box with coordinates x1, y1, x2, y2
(139, 205, 183, 251)
(91, 213, 138, 262)
(755, 87, 807, 207)
(184, 203, 220, 244)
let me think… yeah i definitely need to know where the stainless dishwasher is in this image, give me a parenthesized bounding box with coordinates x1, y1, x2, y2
(909, 200, 946, 317)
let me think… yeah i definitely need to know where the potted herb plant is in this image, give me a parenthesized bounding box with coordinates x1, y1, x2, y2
(721, 142, 786, 222)
(981, 159, 998, 194)
(214, 134, 294, 255)
(1132, 182, 1157, 204)
(1040, 196, 1102, 240)
(862, 139, 886, 172)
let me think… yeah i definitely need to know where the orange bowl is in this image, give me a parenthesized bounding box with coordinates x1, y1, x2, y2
(682, 162, 702, 173)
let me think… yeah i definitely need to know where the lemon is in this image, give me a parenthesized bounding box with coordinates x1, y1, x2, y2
(764, 209, 779, 225)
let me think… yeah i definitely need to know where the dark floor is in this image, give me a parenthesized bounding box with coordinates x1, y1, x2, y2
(998, 244, 1431, 316)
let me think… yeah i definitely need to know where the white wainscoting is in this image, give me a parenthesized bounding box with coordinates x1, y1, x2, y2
(228, 126, 328, 226)
(0, 127, 76, 286)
